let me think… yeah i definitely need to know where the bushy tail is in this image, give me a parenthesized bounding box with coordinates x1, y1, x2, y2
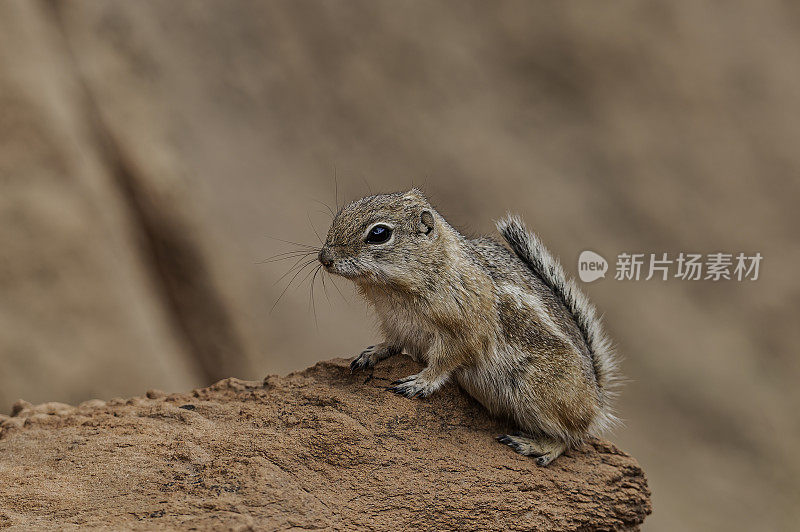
(496, 215, 620, 431)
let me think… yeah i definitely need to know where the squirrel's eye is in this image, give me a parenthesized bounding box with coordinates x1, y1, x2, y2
(365, 224, 392, 244)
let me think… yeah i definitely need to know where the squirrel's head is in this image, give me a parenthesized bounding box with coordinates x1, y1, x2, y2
(318, 189, 443, 289)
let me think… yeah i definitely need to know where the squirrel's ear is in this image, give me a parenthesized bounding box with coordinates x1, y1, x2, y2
(418, 210, 435, 235)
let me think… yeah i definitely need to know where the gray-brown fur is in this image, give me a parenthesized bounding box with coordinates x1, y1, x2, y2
(319, 189, 619, 466)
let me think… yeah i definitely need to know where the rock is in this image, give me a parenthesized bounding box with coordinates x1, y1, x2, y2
(0, 355, 651, 530)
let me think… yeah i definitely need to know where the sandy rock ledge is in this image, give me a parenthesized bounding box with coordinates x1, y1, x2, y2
(0, 355, 651, 530)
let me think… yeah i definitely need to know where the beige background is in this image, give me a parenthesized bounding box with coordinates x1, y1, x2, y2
(1, 1, 798, 530)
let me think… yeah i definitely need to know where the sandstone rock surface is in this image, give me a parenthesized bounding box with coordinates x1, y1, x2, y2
(0, 355, 650, 530)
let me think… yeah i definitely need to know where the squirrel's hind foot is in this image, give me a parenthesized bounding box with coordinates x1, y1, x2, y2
(496, 433, 566, 466)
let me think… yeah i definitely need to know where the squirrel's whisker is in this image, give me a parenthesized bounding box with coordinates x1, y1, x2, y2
(312, 199, 335, 218)
(272, 256, 318, 287)
(309, 265, 322, 330)
(294, 259, 321, 293)
(307, 212, 324, 245)
(327, 274, 349, 305)
(258, 250, 316, 264)
(263, 235, 318, 250)
(270, 259, 319, 313)
(360, 174, 373, 195)
(333, 167, 339, 213)
(319, 268, 332, 306)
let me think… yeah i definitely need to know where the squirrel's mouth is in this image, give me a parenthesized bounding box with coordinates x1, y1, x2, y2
(318, 247, 366, 281)
(321, 260, 361, 280)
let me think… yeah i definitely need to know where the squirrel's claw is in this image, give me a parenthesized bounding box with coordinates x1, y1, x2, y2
(350, 346, 377, 373)
(496, 433, 566, 466)
(387, 373, 439, 399)
(389, 385, 424, 398)
(349, 358, 365, 373)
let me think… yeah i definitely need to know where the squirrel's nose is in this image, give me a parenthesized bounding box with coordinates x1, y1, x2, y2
(318, 247, 334, 268)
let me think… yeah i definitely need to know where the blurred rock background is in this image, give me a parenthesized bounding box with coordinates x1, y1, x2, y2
(1, 1, 798, 530)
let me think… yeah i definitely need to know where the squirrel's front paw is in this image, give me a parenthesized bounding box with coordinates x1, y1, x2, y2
(350, 345, 377, 372)
(388, 372, 445, 399)
(350, 343, 398, 372)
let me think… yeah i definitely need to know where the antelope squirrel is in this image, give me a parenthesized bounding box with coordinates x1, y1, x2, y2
(318, 189, 619, 466)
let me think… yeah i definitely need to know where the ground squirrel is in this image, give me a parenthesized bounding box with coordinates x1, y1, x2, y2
(318, 189, 619, 466)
